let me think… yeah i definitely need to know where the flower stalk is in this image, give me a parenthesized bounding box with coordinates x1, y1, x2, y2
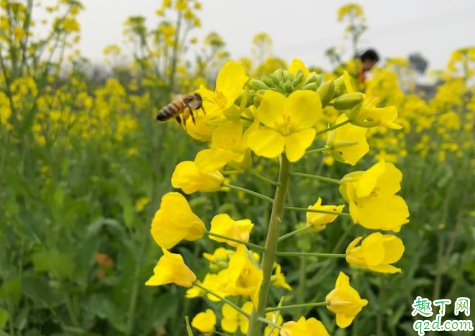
(205, 231, 265, 251)
(265, 302, 328, 312)
(290, 172, 341, 184)
(276, 252, 346, 258)
(223, 183, 274, 203)
(247, 156, 291, 336)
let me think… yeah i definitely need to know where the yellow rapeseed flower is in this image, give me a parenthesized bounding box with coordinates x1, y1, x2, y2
(221, 301, 253, 333)
(150, 192, 206, 249)
(186, 271, 229, 302)
(306, 198, 345, 231)
(271, 263, 292, 291)
(339, 161, 409, 232)
(187, 60, 248, 141)
(348, 95, 402, 129)
(281, 317, 329, 336)
(289, 59, 310, 79)
(171, 161, 224, 194)
(346, 233, 405, 273)
(226, 245, 263, 305)
(265, 311, 283, 336)
(191, 309, 216, 334)
(327, 114, 369, 165)
(146, 249, 196, 288)
(210, 214, 254, 247)
(326, 272, 368, 328)
(248, 90, 323, 162)
(195, 121, 256, 173)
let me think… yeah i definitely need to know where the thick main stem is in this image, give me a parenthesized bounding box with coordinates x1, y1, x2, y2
(247, 156, 291, 336)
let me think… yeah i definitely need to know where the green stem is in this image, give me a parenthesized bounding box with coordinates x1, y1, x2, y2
(224, 183, 274, 203)
(193, 282, 250, 318)
(290, 172, 341, 184)
(306, 141, 358, 155)
(276, 252, 346, 258)
(247, 156, 291, 336)
(265, 302, 327, 312)
(205, 231, 265, 251)
(316, 119, 351, 135)
(278, 225, 311, 242)
(249, 169, 280, 186)
(285, 206, 350, 216)
(257, 317, 282, 330)
(185, 316, 194, 336)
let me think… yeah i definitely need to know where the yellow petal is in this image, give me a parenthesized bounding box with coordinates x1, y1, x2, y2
(381, 235, 405, 264)
(256, 90, 287, 127)
(336, 313, 355, 328)
(285, 90, 322, 129)
(216, 61, 249, 109)
(248, 128, 285, 158)
(361, 233, 385, 266)
(195, 148, 238, 173)
(289, 58, 310, 78)
(285, 128, 316, 162)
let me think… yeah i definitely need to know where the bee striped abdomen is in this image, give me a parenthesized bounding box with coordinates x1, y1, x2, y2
(157, 100, 184, 121)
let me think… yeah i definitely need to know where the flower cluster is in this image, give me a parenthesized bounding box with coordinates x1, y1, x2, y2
(146, 58, 410, 335)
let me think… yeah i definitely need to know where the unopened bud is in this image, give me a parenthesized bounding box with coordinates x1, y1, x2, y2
(318, 80, 335, 107)
(293, 70, 305, 87)
(272, 69, 284, 83)
(302, 82, 318, 91)
(249, 79, 269, 91)
(333, 93, 364, 110)
(283, 70, 294, 82)
(261, 75, 275, 88)
(285, 82, 294, 93)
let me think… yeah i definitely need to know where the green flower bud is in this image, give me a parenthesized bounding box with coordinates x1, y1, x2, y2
(261, 75, 275, 88)
(293, 70, 305, 87)
(253, 90, 264, 108)
(285, 82, 294, 93)
(318, 80, 335, 107)
(283, 70, 294, 82)
(302, 82, 318, 91)
(248, 79, 269, 91)
(333, 93, 364, 110)
(272, 69, 284, 83)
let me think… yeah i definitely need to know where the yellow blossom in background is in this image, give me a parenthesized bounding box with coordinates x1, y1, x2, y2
(339, 161, 409, 232)
(346, 233, 405, 273)
(134, 197, 150, 212)
(191, 309, 216, 334)
(326, 272, 368, 328)
(327, 114, 369, 165)
(186, 271, 229, 302)
(150, 192, 205, 249)
(145, 249, 196, 288)
(281, 317, 329, 336)
(221, 301, 253, 333)
(210, 214, 254, 247)
(289, 59, 310, 79)
(306, 198, 345, 231)
(265, 311, 283, 336)
(271, 263, 292, 290)
(249, 90, 323, 162)
(226, 244, 263, 305)
(171, 161, 224, 194)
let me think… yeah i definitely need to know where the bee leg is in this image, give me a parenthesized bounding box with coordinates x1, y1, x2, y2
(201, 106, 206, 115)
(189, 109, 196, 124)
(175, 116, 182, 124)
(181, 116, 187, 130)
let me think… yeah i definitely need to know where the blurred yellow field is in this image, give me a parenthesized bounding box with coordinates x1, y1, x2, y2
(0, 1, 474, 336)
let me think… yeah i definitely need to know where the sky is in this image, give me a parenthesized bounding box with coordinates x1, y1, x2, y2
(73, 0, 475, 70)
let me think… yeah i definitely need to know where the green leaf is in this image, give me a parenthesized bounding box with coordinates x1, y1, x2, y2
(32, 250, 75, 279)
(0, 308, 8, 330)
(0, 279, 21, 306)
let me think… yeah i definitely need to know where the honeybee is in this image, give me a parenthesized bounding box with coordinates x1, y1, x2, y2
(156, 93, 206, 128)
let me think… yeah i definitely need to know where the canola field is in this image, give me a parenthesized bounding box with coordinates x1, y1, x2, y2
(0, 1, 474, 336)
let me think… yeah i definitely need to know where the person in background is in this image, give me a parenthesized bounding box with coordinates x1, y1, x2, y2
(358, 49, 380, 84)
